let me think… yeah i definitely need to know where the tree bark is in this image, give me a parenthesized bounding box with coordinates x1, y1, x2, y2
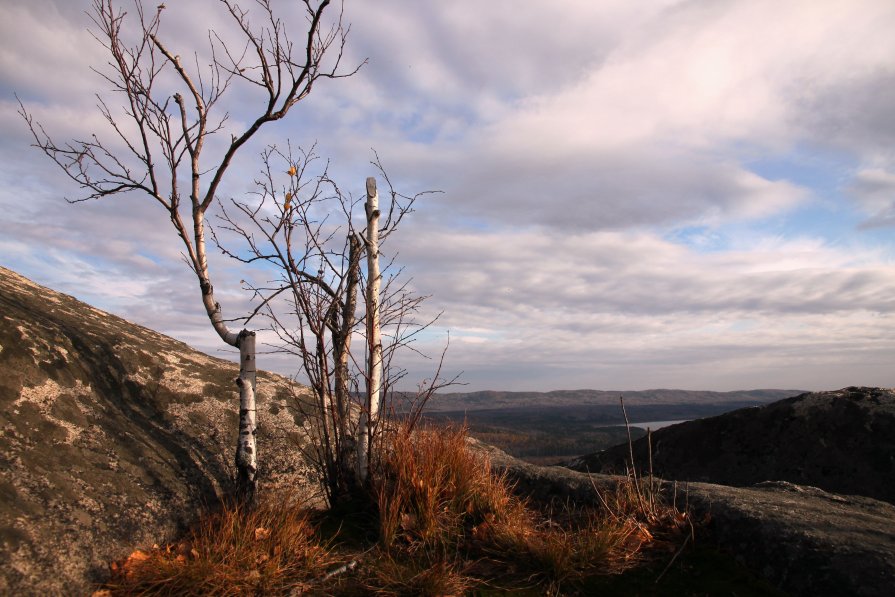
(333, 234, 362, 496)
(192, 212, 256, 503)
(235, 330, 257, 503)
(358, 177, 382, 482)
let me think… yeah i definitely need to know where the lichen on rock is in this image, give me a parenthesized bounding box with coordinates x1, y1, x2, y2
(0, 266, 315, 594)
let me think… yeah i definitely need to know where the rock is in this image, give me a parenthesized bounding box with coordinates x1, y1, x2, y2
(0, 266, 315, 594)
(569, 387, 895, 504)
(478, 441, 895, 597)
(686, 480, 895, 597)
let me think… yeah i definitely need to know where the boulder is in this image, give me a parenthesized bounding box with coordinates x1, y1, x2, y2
(0, 266, 315, 594)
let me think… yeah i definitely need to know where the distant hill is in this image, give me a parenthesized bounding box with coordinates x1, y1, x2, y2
(419, 388, 804, 465)
(426, 388, 802, 412)
(569, 386, 895, 504)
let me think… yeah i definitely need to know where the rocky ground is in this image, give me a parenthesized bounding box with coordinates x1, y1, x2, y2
(0, 266, 317, 594)
(479, 441, 895, 597)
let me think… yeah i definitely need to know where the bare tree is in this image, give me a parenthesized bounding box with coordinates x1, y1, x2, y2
(214, 146, 458, 505)
(19, 0, 359, 503)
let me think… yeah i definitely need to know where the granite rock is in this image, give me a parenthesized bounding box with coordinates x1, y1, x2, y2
(0, 266, 316, 594)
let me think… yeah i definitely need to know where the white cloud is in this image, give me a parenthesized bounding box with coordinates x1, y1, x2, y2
(2, 0, 894, 392)
(848, 168, 895, 227)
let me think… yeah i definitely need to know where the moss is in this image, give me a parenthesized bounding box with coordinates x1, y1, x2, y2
(203, 382, 232, 401)
(0, 382, 20, 407)
(50, 393, 89, 428)
(16, 402, 69, 444)
(0, 525, 31, 552)
(36, 355, 65, 379)
(0, 479, 45, 519)
(188, 410, 212, 428)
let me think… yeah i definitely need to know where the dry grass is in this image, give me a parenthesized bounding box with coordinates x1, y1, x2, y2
(365, 421, 689, 593)
(97, 422, 691, 595)
(100, 493, 334, 596)
(373, 423, 526, 552)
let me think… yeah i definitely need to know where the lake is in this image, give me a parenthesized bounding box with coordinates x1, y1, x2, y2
(626, 419, 690, 430)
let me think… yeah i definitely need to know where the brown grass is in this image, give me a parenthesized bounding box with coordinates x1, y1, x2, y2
(373, 423, 526, 551)
(101, 493, 334, 596)
(97, 421, 690, 595)
(365, 421, 689, 593)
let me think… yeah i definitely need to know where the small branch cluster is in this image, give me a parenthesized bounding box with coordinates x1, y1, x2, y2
(215, 146, 458, 504)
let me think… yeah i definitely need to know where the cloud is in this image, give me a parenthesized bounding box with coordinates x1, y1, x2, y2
(389, 226, 895, 389)
(848, 168, 895, 228)
(287, 0, 895, 236)
(2, 0, 894, 392)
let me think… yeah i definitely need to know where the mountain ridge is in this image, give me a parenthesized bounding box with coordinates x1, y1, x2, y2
(425, 387, 803, 412)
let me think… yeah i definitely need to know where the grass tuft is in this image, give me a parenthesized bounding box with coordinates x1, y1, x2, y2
(98, 421, 693, 595)
(373, 422, 526, 553)
(367, 420, 687, 593)
(102, 493, 333, 596)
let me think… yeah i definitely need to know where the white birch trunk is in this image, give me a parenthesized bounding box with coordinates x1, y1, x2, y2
(235, 330, 257, 500)
(192, 210, 257, 501)
(357, 176, 382, 482)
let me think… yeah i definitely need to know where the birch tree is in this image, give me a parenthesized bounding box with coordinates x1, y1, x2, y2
(214, 146, 457, 505)
(19, 0, 357, 504)
(356, 176, 381, 483)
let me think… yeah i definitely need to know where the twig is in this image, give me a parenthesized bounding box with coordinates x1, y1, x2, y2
(654, 532, 691, 584)
(322, 558, 359, 581)
(620, 396, 648, 518)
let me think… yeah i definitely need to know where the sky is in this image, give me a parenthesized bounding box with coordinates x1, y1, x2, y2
(2, 0, 894, 392)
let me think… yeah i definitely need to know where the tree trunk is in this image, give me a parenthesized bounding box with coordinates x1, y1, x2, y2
(194, 211, 257, 504)
(235, 330, 257, 503)
(357, 176, 382, 483)
(333, 234, 362, 498)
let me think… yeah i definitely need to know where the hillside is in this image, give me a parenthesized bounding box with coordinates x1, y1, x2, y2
(0, 266, 314, 593)
(569, 386, 895, 504)
(427, 387, 801, 412)
(422, 388, 803, 464)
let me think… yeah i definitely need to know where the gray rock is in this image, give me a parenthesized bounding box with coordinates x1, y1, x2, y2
(0, 266, 316, 594)
(686, 480, 895, 597)
(478, 440, 895, 596)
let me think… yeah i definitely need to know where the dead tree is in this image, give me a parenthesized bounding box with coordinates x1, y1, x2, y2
(215, 146, 457, 505)
(18, 0, 358, 503)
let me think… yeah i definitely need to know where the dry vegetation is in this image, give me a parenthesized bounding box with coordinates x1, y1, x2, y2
(96, 423, 691, 596)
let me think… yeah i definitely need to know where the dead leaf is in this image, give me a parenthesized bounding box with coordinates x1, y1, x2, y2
(120, 550, 152, 579)
(127, 550, 151, 564)
(255, 527, 271, 541)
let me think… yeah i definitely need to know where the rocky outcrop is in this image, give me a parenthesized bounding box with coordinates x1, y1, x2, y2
(570, 387, 895, 504)
(477, 441, 895, 597)
(685, 480, 895, 597)
(0, 266, 316, 594)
